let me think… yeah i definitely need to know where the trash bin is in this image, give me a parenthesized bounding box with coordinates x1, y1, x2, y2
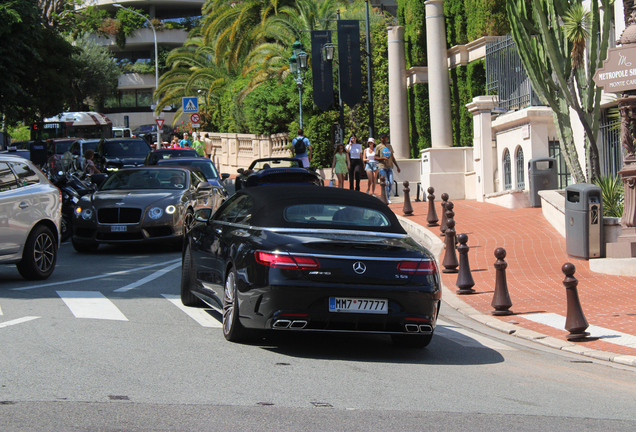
(565, 183, 603, 259)
(528, 158, 558, 207)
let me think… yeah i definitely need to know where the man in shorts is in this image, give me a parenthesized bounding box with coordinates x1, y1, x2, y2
(375, 132, 401, 203)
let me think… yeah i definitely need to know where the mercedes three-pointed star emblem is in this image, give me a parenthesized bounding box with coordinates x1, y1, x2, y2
(352, 261, 366, 274)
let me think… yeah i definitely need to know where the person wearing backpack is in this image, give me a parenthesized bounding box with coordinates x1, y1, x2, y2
(291, 129, 312, 169)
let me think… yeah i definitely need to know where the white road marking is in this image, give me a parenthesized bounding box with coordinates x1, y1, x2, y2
(56, 291, 128, 321)
(521, 313, 636, 348)
(0, 316, 40, 329)
(12, 258, 182, 291)
(437, 319, 516, 351)
(162, 294, 222, 328)
(114, 262, 182, 292)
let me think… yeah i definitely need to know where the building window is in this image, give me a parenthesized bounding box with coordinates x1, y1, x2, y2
(104, 90, 154, 109)
(516, 147, 525, 189)
(503, 149, 512, 190)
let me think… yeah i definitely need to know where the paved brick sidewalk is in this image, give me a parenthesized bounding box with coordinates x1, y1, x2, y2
(389, 199, 636, 358)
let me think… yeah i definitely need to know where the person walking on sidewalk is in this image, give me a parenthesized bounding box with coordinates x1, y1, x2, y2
(331, 144, 350, 188)
(375, 132, 400, 203)
(192, 132, 206, 157)
(291, 129, 312, 169)
(346, 134, 363, 191)
(363, 137, 378, 195)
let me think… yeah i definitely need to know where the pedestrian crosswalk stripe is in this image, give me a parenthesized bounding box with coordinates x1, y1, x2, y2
(0, 316, 40, 329)
(162, 294, 222, 328)
(521, 313, 636, 349)
(437, 319, 516, 351)
(114, 262, 181, 292)
(57, 291, 128, 321)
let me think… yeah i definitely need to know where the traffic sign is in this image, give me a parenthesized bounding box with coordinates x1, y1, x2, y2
(182, 97, 199, 113)
(190, 113, 200, 123)
(156, 119, 164, 129)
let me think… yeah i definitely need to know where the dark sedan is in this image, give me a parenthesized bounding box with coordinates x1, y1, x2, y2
(157, 157, 230, 199)
(144, 148, 200, 165)
(95, 138, 151, 173)
(235, 157, 323, 190)
(72, 166, 218, 252)
(181, 185, 441, 348)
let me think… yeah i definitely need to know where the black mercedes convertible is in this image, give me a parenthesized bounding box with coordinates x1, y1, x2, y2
(181, 185, 441, 348)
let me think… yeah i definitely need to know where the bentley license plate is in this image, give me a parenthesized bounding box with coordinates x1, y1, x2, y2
(329, 297, 388, 314)
(111, 225, 127, 232)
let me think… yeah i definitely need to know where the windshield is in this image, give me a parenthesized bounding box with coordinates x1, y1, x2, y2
(101, 169, 188, 190)
(158, 160, 218, 179)
(283, 204, 390, 227)
(250, 159, 302, 170)
(104, 141, 150, 157)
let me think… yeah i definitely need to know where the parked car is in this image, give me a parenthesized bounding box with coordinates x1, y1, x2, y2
(72, 166, 218, 252)
(180, 185, 441, 348)
(132, 124, 173, 144)
(0, 155, 61, 280)
(144, 148, 200, 165)
(235, 157, 323, 190)
(156, 157, 230, 200)
(94, 138, 152, 173)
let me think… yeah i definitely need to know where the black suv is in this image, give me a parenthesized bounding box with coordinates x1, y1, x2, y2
(132, 124, 173, 144)
(95, 138, 151, 173)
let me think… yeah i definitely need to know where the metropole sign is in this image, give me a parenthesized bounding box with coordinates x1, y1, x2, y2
(593, 45, 636, 92)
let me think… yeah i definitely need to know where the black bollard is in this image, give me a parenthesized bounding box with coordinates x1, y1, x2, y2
(415, 183, 422, 202)
(426, 187, 439, 227)
(403, 181, 413, 215)
(455, 233, 475, 294)
(440, 193, 449, 237)
(379, 176, 388, 205)
(491, 247, 513, 315)
(442, 202, 459, 273)
(562, 263, 591, 340)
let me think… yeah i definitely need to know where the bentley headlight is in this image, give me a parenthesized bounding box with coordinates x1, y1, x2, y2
(106, 167, 119, 172)
(165, 205, 176, 215)
(81, 208, 93, 220)
(148, 207, 163, 219)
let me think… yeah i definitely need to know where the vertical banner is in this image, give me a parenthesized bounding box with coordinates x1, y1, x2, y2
(337, 20, 362, 108)
(311, 31, 334, 111)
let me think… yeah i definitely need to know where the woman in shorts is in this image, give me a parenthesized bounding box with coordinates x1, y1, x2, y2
(331, 144, 350, 188)
(363, 137, 378, 195)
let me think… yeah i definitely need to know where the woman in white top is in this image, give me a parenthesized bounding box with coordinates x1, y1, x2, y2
(346, 134, 363, 191)
(363, 137, 378, 195)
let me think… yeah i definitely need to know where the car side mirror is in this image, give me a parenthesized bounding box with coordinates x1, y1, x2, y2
(194, 208, 212, 222)
(221, 173, 230, 180)
(196, 181, 212, 192)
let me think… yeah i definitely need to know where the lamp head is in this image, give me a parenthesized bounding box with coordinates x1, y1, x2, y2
(297, 51, 308, 71)
(322, 43, 334, 62)
(292, 40, 303, 57)
(288, 54, 298, 74)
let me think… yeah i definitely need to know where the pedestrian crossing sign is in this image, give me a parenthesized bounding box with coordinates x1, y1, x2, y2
(182, 97, 199, 113)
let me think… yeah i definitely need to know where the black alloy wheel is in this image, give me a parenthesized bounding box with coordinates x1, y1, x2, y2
(222, 267, 250, 342)
(16, 225, 57, 280)
(180, 245, 205, 307)
(60, 216, 72, 242)
(183, 209, 194, 234)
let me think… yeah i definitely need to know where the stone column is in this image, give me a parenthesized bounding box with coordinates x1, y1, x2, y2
(467, 96, 498, 202)
(425, 0, 453, 148)
(387, 26, 410, 159)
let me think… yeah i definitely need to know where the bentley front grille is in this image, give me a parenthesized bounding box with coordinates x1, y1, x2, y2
(98, 207, 142, 224)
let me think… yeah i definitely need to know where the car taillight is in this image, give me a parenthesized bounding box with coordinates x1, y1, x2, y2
(255, 251, 320, 270)
(397, 260, 438, 275)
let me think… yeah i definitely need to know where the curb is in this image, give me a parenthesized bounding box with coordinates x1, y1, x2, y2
(397, 215, 636, 367)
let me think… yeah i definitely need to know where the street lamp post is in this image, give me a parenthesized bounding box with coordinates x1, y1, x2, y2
(113, 3, 161, 148)
(289, 40, 309, 129)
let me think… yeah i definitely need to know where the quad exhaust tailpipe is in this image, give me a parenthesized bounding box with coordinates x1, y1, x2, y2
(273, 320, 307, 329)
(405, 324, 433, 334)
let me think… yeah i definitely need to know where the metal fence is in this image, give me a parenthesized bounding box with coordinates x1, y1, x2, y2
(548, 139, 572, 189)
(486, 34, 542, 111)
(599, 115, 623, 178)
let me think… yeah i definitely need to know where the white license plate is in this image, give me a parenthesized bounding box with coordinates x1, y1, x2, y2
(329, 297, 388, 314)
(110, 225, 127, 232)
